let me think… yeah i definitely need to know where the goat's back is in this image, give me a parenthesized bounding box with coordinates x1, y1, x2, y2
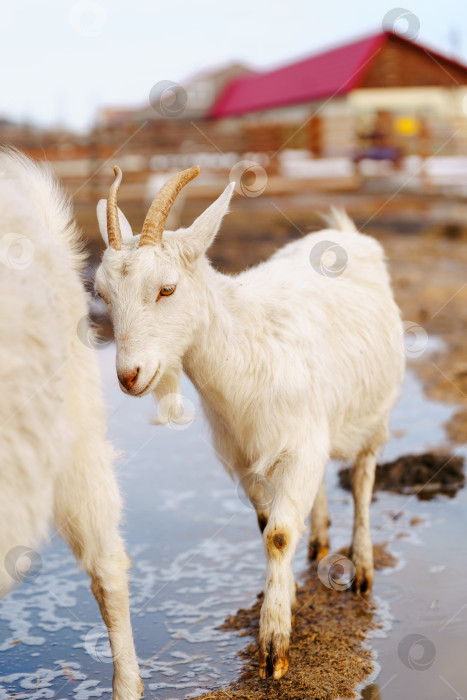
(223, 217, 404, 463)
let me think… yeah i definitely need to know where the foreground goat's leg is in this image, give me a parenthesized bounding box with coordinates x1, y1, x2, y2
(256, 510, 269, 534)
(259, 518, 299, 680)
(89, 553, 143, 699)
(257, 449, 327, 680)
(349, 448, 377, 595)
(254, 507, 298, 625)
(54, 443, 143, 699)
(308, 478, 330, 560)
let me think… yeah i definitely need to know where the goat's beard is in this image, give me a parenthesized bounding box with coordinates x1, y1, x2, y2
(151, 362, 195, 426)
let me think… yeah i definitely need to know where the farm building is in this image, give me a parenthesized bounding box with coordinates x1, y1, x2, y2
(6, 29, 467, 197)
(88, 28, 467, 180)
(209, 30, 467, 159)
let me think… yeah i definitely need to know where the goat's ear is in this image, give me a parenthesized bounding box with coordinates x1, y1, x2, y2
(180, 182, 235, 260)
(96, 199, 133, 247)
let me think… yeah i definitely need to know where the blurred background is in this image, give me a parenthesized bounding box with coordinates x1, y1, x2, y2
(1, 0, 467, 267)
(2, 2, 467, 698)
(2, 0, 466, 414)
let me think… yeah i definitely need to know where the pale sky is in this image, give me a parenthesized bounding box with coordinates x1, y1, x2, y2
(1, 0, 466, 130)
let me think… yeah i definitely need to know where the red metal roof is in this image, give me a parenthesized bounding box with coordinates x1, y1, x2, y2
(209, 32, 387, 118)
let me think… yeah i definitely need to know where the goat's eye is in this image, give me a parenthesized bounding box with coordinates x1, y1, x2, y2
(157, 285, 176, 300)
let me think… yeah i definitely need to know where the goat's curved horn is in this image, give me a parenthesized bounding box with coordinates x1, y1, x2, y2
(139, 166, 201, 247)
(107, 166, 123, 250)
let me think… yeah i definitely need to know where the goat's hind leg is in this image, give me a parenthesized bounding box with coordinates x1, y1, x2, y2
(308, 477, 330, 561)
(350, 425, 386, 595)
(54, 442, 143, 699)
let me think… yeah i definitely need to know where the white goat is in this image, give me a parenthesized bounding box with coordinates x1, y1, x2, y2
(0, 151, 143, 699)
(95, 166, 405, 680)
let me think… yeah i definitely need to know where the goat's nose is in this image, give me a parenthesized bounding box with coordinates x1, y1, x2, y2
(118, 367, 140, 391)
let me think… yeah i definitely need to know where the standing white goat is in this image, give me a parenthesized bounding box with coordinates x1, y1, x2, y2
(95, 166, 405, 680)
(0, 151, 143, 699)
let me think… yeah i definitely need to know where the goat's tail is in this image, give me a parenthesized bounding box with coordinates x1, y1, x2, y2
(322, 207, 357, 233)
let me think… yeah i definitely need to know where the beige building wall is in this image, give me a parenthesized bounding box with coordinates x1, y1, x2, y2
(349, 87, 467, 154)
(348, 86, 467, 117)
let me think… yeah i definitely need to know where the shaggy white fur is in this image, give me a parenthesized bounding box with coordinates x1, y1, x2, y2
(0, 150, 143, 699)
(96, 176, 405, 680)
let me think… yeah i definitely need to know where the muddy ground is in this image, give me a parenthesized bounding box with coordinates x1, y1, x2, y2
(195, 545, 397, 700)
(339, 452, 465, 500)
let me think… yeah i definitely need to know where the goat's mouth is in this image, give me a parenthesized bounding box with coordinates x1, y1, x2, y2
(135, 367, 160, 396)
(123, 367, 160, 397)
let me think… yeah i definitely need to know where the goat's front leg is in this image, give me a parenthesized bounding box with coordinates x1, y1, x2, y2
(259, 517, 300, 680)
(258, 446, 327, 680)
(245, 477, 301, 633)
(308, 477, 330, 561)
(238, 468, 272, 535)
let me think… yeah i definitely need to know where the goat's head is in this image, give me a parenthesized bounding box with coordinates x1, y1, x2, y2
(94, 165, 234, 398)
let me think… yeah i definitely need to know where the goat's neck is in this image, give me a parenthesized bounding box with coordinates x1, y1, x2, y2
(183, 259, 242, 404)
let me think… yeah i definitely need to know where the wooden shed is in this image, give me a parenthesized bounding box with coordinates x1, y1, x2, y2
(209, 31, 467, 157)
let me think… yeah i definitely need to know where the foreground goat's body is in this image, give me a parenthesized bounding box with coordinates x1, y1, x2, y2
(183, 223, 404, 677)
(96, 169, 404, 679)
(0, 152, 142, 698)
(186, 226, 401, 472)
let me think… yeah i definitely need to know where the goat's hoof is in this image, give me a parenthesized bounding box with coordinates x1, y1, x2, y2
(351, 566, 373, 596)
(259, 652, 289, 680)
(308, 541, 329, 562)
(258, 637, 290, 680)
(272, 655, 289, 680)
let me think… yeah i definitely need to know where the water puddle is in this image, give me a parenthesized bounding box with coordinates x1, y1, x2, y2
(0, 346, 466, 699)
